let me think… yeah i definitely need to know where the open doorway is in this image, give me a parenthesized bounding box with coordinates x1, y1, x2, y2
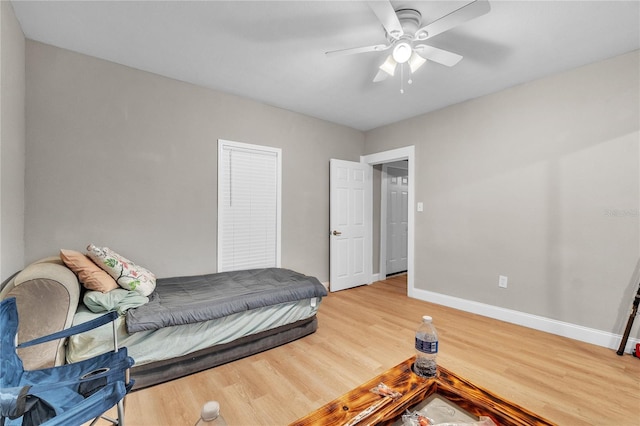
(361, 146, 415, 296)
(381, 161, 409, 277)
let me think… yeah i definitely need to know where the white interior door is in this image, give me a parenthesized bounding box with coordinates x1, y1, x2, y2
(386, 166, 408, 275)
(330, 159, 372, 292)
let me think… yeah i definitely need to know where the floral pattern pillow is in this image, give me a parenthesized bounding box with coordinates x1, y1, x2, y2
(86, 244, 156, 296)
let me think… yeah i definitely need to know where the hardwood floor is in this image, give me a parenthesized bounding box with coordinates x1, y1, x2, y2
(104, 275, 640, 425)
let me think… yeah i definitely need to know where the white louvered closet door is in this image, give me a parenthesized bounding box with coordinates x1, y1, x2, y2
(217, 140, 281, 272)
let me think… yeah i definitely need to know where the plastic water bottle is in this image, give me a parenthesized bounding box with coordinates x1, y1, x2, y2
(194, 401, 227, 426)
(414, 315, 438, 378)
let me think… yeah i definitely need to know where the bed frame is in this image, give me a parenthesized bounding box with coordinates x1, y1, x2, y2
(130, 316, 317, 389)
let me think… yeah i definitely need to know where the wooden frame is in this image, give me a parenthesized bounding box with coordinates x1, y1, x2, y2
(290, 356, 556, 426)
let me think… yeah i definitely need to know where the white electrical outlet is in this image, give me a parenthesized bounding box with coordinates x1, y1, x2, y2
(498, 275, 508, 288)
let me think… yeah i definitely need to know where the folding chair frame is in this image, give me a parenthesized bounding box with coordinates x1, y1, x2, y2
(2, 298, 134, 426)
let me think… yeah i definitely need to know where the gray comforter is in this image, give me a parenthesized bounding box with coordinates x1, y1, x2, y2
(125, 268, 327, 333)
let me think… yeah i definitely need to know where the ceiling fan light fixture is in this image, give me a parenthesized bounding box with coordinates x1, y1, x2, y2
(408, 52, 426, 73)
(392, 42, 412, 64)
(379, 55, 397, 76)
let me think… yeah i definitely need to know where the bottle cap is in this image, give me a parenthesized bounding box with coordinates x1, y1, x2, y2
(201, 401, 220, 421)
(422, 315, 432, 322)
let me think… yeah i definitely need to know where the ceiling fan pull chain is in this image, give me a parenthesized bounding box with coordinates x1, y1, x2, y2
(400, 64, 404, 94)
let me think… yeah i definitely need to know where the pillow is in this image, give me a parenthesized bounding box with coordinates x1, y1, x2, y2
(83, 288, 149, 315)
(86, 244, 156, 297)
(60, 249, 119, 293)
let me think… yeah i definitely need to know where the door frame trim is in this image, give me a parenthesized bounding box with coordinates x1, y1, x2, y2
(379, 164, 388, 280)
(361, 146, 415, 296)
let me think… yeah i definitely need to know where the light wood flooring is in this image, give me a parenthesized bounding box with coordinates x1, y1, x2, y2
(102, 275, 639, 425)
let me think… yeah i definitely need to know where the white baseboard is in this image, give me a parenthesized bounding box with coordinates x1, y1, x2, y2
(409, 287, 639, 354)
(369, 273, 380, 284)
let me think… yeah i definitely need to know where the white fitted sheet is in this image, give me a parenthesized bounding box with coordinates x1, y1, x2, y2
(67, 297, 320, 366)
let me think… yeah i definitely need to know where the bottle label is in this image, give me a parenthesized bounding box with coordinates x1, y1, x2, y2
(415, 338, 438, 354)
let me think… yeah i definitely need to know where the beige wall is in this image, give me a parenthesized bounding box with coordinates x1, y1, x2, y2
(365, 51, 640, 334)
(14, 29, 640, 338)
(0, 1, 26, 282)
(25, 41, 364, 281)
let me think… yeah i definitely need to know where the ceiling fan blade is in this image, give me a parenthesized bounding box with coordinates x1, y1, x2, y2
(325, 43, 390, 58)
(367, 0, 404, 40)
(415, 0, 490, 41)
(414, 45, 463, 67)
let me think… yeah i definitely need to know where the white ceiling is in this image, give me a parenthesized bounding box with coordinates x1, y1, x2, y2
(11, 0, 640, 131)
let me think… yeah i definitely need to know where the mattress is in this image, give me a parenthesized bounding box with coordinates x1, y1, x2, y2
(67, 296, 321, 367)
(126, 268, 327, 333)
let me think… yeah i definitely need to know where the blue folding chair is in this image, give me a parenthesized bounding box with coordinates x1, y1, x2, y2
(0, 297, 134, 426)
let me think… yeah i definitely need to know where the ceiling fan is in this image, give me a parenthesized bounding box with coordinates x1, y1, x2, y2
(326, 0, 491, 86)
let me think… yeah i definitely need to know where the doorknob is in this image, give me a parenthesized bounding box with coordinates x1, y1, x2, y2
(332, 230, 342, 236)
